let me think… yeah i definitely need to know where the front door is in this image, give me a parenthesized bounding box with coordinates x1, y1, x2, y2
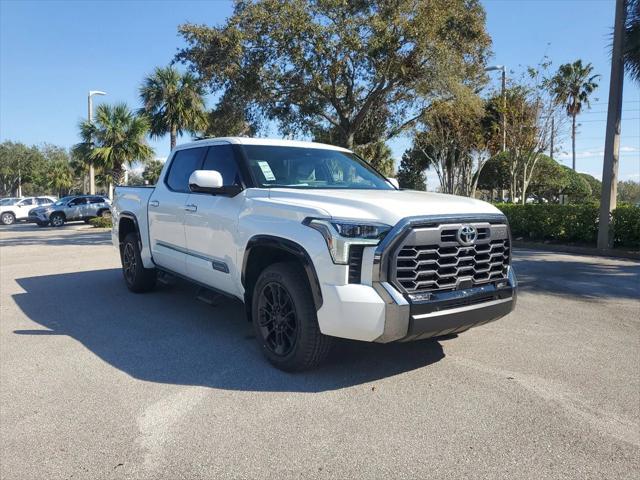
(184, 143, 245, 296)
(66, 197, 88, 220)
(148, 146, 207, 275)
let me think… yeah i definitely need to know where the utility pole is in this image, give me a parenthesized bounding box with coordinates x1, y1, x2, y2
(88, 90, 107, 195)
(550, 117, 555, 160)
(597, 0, 625, 250)
(501, 67, 506, 152)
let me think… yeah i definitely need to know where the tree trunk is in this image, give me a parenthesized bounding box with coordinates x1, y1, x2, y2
(571, 114, 576, 170)
(170, 125, 177, 151)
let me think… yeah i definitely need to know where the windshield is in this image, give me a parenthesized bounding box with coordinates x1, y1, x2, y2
(0, 198, 20, 206)
(242, 145, 395, 190)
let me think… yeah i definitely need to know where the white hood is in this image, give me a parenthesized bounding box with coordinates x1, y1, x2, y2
(267, 189, 502, 226)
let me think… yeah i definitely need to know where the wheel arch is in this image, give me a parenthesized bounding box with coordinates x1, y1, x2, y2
(242, 235, 323, 313)
(118, 212, 140, 245)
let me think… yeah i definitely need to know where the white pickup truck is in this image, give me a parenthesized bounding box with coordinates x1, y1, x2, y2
(112, 137, 517, 371)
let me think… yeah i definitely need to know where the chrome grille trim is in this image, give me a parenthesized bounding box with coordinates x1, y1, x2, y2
(383, 218, 511, 295)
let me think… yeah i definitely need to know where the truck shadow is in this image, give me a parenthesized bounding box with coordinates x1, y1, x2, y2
(12, 269, 444, 393)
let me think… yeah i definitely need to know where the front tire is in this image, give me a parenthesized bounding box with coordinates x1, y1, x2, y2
(1, 212, 15, 225)
(252, 262, 332, 371)
(50, 213, 65, 227)
(121, 232, 156, 293)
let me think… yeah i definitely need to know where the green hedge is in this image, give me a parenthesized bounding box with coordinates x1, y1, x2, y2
(612, 205, 640, 249)
(496, 203, 639, 249)
(89, 216, 113, 229)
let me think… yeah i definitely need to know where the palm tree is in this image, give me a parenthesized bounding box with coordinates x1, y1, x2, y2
(76, 103, 154, 198)
(139, 66, 207, 150)
(548, 60, 600, 170)
(623, 0, 640, 83)
(46, 159, 74, 198)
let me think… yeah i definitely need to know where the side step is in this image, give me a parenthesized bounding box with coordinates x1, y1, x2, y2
(196, 287, 224, 306)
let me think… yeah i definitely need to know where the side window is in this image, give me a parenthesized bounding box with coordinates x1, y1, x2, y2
(165, 147, 207, 193)
(36, 198, 51, 205)
(69, 198, 88, 206)
(201, 144, 242, 186)
(19, 198, 34, 206)
(89, 197, 104, 204)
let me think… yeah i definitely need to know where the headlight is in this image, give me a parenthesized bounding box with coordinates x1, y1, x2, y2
(303, 218, 391, 264)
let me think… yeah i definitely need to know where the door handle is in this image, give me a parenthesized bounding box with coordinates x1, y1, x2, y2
(185, 204, 198, 212)
(149, 200, 159, 207)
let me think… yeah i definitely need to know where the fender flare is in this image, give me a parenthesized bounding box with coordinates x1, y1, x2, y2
(242, 235, 323, 310)
(118, 212, 141, 243)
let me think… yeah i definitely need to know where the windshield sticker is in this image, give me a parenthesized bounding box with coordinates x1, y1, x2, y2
(257, 161, 276, 181)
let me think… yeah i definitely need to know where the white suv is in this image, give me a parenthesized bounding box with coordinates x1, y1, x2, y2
(111, 138, 517, 371)
(0, 197, 56, 225)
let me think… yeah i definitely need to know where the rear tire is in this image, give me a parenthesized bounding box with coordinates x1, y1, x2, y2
(121, 232, 156, 293)
(99, 209, 112, 219)
(252, 262, 332, 371)
(50, 213, 65, 227)
(1, 212, 15, 225)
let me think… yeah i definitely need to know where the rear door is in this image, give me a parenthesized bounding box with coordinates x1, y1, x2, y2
(148, 146, 207, 275)
(184, 143, 245, 295)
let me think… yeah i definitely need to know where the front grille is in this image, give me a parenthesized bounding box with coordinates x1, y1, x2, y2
(393, 223, 510, 294)
(348, 245, 365, 284)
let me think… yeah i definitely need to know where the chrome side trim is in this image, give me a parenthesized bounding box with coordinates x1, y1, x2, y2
(156, 240, 230, 274)
(411, 297, 513, 320)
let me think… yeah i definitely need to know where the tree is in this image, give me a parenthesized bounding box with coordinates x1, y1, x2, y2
(0, 141, 46, 196)
(46, 158, 74, 197)
(353, 140, 395, 177)
(548, 60, 600, 170)
(618, 179, 640, 204)
(579, 173, 602, 201)
(176, 0, 491, 149)
(623, 0, 640, 83)
(76, 104, 154, 198)
(560, 166, 592, 203)
(139, 66, 207, 150)
(396, 149, 427, 191)
(142, 159, 165, 185)
(477, 152, 511, 199)
(526, 154, 568, 202)
(410, 90, 490, 197)
(486, 77, 559, 203)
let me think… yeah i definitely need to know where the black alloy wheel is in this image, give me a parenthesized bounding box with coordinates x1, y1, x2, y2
(257, 282, 298, 357)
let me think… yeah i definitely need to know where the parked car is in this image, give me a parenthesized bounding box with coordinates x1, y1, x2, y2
(112, 137, 517, 371)
(0, 196, 57, 225)
(29, 195, 111, 227)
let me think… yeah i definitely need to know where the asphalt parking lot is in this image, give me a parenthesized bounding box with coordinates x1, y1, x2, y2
(0, 223, 638, 480)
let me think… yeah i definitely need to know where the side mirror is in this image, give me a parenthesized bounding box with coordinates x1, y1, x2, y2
(189, 170, 243, 197)
(386, 177, 400, 189)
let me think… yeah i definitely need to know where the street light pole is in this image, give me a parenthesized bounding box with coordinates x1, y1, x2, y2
(87, 90, 106, 195)
(485, 65, 507, 152)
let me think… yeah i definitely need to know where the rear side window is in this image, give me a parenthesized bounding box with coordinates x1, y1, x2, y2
(165, 147, 207, 193)
(202, 144, 242, 186)
(36, 197, 52, 205)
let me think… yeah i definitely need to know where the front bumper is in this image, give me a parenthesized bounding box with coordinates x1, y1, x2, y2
(316, 266, 517, 342)
(371, 266, 517, 342)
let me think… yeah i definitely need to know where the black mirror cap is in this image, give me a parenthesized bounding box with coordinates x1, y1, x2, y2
(189, 184, 243, 197)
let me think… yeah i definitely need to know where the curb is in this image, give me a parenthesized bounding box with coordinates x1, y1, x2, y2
(513, 241, 640, 260)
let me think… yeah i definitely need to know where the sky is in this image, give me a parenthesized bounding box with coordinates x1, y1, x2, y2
(1, 0, 638, 187)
